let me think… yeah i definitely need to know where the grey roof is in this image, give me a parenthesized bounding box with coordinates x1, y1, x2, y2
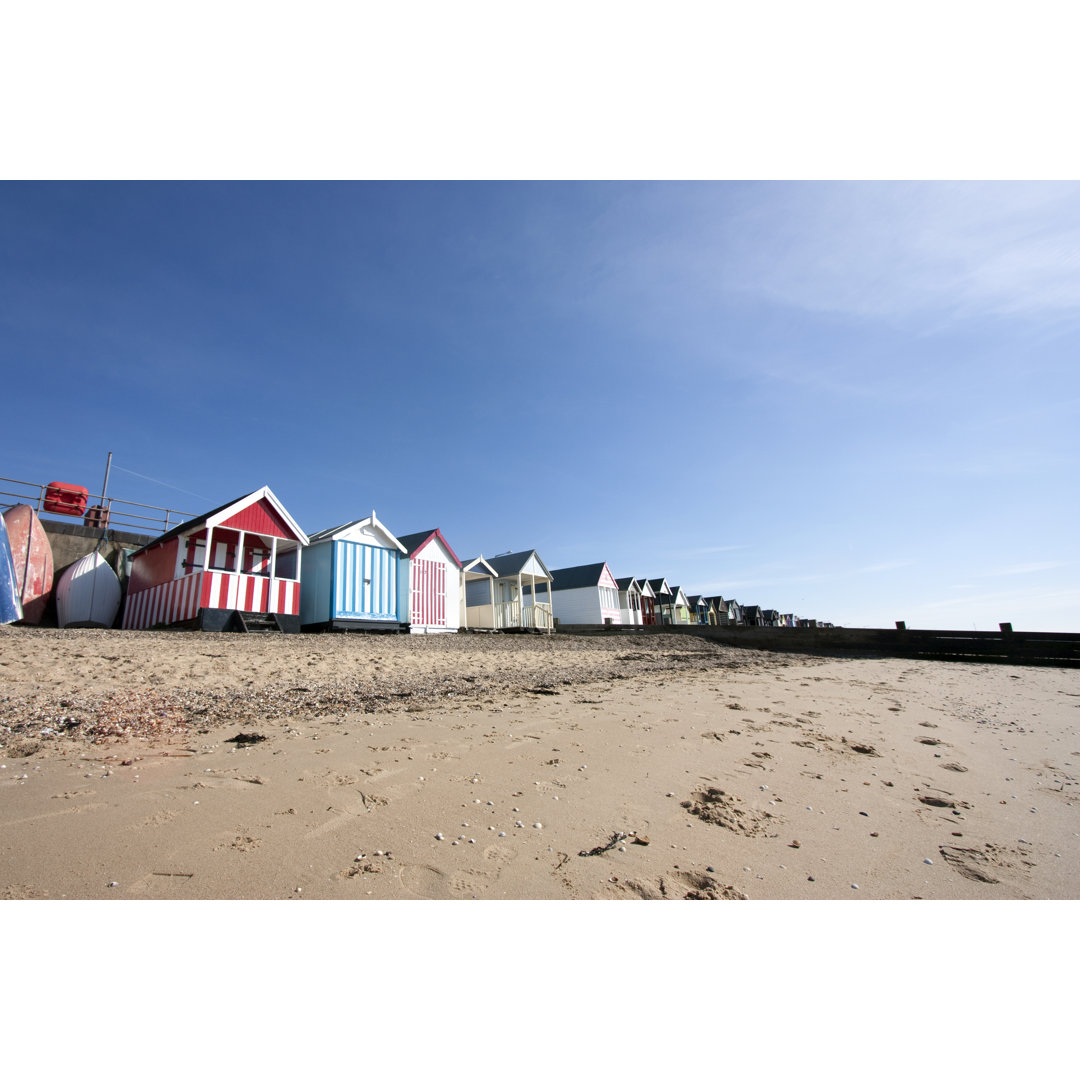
(396, 530, 437, 556)
(307, 519, 366, 545)
(547, 563, 611, 591)
(396, 529, 462, 566)
(484, 550, 550, 579)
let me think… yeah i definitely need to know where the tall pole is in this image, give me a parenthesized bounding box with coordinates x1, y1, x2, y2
(101, 451, 113, 503)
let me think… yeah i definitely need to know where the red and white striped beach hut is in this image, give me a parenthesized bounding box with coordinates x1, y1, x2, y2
(121, 486, 308, 632)
(397, 529, 463, 634)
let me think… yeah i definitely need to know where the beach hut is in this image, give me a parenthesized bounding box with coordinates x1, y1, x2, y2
(669, 586, 692, 624)
(299, 511, 407, 632)
(397, 529, 463, 634)
(545, 562, 623, 627)
(462, 550, 553, 632)
(638, 578, 657, 625)
(459, 556, 500, 630)
(687, 594, 710, 625)
(615, 577, 643, 626)
(122, 486, 309, 632)
(706, 596, 726, 624)
(743, 604, 765, 626)
(646, 578, 673, 624)
(122, 490, 308, 630)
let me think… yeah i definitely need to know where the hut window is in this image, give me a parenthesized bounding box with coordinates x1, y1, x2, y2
(210, 540, 236, 571)
(244, 545, 271, 575)
(184, 537, 206, 573)
(274, 546, 298, 581)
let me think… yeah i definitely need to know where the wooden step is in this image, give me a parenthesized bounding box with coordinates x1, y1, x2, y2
(239, 612, 282, 633)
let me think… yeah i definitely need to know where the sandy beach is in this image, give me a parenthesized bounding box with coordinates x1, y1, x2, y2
(2, 626, 1077, 900)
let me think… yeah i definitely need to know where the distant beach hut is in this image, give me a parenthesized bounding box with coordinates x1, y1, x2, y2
(397, 528, 463, 634)
(687, 594, 710, 625)
(462, 550, 553, 632)
(647, 578, 674, 624)
(299, 511, 407, 632)
(638, 578, 658, 625)
(546, 562, 623, 627)
(669, 585, 692, 624)
(122, 486, 308, 632)
(615, 576, 643, 626)
(459, 556, 500, 630)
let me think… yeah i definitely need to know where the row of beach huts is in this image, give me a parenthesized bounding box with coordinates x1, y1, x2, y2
(2, 485, 831, 633)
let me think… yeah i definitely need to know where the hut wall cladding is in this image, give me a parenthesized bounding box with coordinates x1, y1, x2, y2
(122, 570, 300, 629)
(219, 500, 295, 538)
(411, 558, 446, 627)
(334, 540, 399, 620)
(126, 537, 180, 595)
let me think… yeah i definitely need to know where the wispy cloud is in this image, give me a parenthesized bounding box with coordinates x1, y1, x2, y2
(719, 182, 1080, 328)
(682, 544, 748, 557)
(854, 559, 914, 575)
(985, 561, 1068, 577)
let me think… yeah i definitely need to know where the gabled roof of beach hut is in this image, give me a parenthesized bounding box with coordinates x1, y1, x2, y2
(397, 529, 463, 568)
(615, 576, 641, 593)
(548, 562, 616, 591)
(484, 550, 552, 580)
(307, 511, 406, 552)
(460, 555, 499, 578)
(647, 578, 672, 597)
(134, 486, 308, 555)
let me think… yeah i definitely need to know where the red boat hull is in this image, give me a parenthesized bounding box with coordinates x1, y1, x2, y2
(2, 505, 54, 624)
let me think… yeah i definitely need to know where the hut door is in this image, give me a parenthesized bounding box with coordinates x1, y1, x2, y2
(335, 541, 398, 621)
(412, 558, 446, 627)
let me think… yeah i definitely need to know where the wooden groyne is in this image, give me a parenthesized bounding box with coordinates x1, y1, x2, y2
(556, 623, 1080, 668)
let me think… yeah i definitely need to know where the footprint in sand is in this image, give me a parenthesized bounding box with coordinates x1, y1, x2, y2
(2, 884, 51, 899)
(398, 863, 453, 899)
(138, 808, 181, 828)
(613, 871, 747, 900)
(683, 788, 778, 836)
(482, 843, 515, 867)
(938, 844, 1019, 884)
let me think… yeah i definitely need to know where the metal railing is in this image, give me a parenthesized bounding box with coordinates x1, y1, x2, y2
(0, 476, 194, 536)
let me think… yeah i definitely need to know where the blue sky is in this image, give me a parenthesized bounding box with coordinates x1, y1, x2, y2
(2, 181, 1077, 630)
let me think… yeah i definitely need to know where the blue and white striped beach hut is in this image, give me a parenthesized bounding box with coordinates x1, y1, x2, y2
(299, 511, 408, 631)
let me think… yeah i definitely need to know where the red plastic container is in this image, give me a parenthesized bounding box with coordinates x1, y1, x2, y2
(84, 503, 110, 528)
(43, 482, 88, 517)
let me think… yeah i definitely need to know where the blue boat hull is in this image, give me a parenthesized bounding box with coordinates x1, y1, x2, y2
(0, 514, 24, 624)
